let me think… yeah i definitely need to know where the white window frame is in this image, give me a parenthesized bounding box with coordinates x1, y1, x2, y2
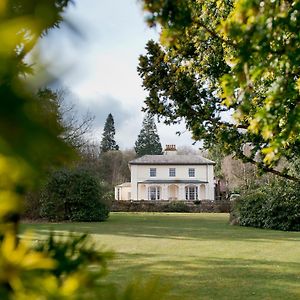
(148, 186, 161, 200)
(185, 185, 198, 200)
(169, 168, 176, 177)
(150, 168, 156, 177)
(188, 168, 195, 177)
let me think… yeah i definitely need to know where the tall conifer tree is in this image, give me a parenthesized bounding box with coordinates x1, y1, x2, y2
(100, 113, 119, 153)
(135, 113, 162, 157)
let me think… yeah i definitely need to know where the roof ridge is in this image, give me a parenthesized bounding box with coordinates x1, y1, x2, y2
(129, 154, 215, 165)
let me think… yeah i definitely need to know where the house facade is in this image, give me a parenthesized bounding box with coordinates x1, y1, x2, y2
(115, 145, 215, 201)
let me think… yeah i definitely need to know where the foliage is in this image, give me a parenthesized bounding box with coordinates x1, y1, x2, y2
(100, 113, 119, 153)
(40, 168, 111, 222)
(0, 0, 74, 226)
(206, 144, 226, 178)
(0, 233, 114, 300)
(138, 0, 300, 181)
(163, 201, 190, 213)
(98, 150, 135, 186)
(134, 113, 162, 157)
(0, 1, 165, 299)
(23, 191, 41, 220)
(231, 179, 300, 231)
(35, 233, 112, 278)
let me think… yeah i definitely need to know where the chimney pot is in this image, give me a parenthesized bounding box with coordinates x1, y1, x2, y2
(164, 144, 177, 155)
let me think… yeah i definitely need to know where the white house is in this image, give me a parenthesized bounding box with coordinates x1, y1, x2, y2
(115, 145, 215, 201)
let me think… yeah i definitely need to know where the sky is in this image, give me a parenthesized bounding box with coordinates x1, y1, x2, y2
(37, 0, 199, 150)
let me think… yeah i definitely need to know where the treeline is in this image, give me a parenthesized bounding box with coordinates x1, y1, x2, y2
(23, 99, 164, 221)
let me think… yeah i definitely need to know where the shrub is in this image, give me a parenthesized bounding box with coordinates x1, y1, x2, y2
(163, 201, 190, 212)
(231, 192, 267, 228)
(40, 168, 111, 222)
(231, 180, 300, 231)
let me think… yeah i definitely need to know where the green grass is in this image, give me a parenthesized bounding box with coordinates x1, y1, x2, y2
(22, 213, 300, 299)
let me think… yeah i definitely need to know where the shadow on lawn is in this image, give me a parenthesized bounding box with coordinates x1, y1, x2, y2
(21, 215, 300, 299)
(26, 213, 300, 243)
(108, 253, 300, 300)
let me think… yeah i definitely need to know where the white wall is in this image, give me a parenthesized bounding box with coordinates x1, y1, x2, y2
(131, 165, 138, 200)
(131, 164, 215, 200)
(133, 164, 209, 181)
(115, 186, 131, 200)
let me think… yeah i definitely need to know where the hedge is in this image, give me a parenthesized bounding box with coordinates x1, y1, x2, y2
(231, 181, 300, 231)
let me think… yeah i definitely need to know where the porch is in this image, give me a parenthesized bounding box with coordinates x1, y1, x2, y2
(137, 181, 207, 201)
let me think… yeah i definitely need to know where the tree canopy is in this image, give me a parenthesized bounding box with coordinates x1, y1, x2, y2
(100, 113, 119, 153)
(138, 0, 300, 181)
(135, 113, 162, 157)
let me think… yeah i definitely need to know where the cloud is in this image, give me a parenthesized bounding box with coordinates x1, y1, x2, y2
(77, 94, 134, 128)
(36, 0, 199, 150)
(71, 94, 142, 148)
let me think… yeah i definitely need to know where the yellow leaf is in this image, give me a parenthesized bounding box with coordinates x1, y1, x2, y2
(248, 118, 260, 134)
(296, 77, 300, 93)
(61, 273, 81, 296)
(0, 190, 22, 218)
(0, 0, 7, 17)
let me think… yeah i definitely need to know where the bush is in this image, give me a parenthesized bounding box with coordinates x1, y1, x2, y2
(163, 201, 190, 212)
(231, 180, 300, 231)
(40, 168, 111, 222)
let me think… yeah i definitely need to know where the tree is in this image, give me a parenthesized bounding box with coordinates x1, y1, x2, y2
(138, 0, 300, 181)
(134, 113, 162, 157)
(40, 168, 111, 222)
(37, 88, 95, 150)
(0, 1, 165, 298)
(98, 149, 136, 186)
(0, 0, 74, 230)
(100, 113, 119, 153)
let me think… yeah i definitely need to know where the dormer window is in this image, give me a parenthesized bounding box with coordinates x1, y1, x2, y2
(150, 168, 156, 177)
(189, 168, 195, 177)
(169, 168, 176, 177)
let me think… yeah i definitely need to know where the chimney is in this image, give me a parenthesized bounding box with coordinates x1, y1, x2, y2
(164, 144, 177, 155)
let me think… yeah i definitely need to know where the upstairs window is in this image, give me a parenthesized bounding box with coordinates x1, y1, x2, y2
(150, 168, 156, 177)
(169, 168, 176, 177)
(188, 168, 195, 177)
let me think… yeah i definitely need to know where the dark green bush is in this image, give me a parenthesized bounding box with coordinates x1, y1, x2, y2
(40, 168, 111, 222)
(231, 180, 300, 231)
(163, 201, 190, 212)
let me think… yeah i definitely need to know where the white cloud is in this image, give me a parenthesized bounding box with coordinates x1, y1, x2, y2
(37, 0, 200, 150)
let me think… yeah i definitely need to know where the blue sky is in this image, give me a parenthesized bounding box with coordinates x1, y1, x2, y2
(37, 0, 198, 150)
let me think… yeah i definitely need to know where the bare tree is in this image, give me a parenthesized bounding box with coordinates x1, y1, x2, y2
(38, 88, 95, 150)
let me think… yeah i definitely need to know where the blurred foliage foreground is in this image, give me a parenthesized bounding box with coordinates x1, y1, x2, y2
(0, 1, 165, 299)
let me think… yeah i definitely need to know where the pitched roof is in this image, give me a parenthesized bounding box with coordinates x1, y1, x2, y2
(129, 155, 215, 165)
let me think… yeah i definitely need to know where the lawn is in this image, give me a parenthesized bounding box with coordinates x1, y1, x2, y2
(23, 213, 300, 299)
